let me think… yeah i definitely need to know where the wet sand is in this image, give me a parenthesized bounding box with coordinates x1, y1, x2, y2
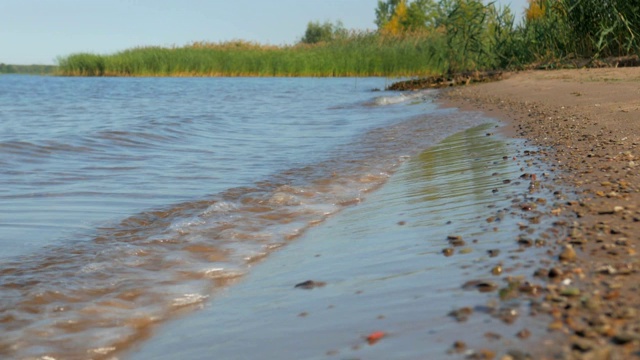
(442, 67, 640, 359)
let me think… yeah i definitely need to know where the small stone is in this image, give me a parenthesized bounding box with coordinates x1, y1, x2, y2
(366, 331, 386, 345)
(505, 350, 533, 360)
(442, 248, 455, 257)
(462, 280, 498, 293)
(491, 265, 503, 275)
(548, 320, 563, 331)
(548, 267, 563, 278)
(516, 328, 531, 339)
(560, 287, 580, 297)
(452, 340, 467, 353)
(449, 307, 473, 322)
(294, 280, 326, 289)
(612, 331, 640, 344)
(449, 238, 466, 247)
(468, 349, 496, 359)
(559, 245, 577, 262)
(488, 249, 500, 257)
(572, 337, 595, 352)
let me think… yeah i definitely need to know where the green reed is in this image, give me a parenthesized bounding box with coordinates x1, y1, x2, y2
(57, 33, 452, 77)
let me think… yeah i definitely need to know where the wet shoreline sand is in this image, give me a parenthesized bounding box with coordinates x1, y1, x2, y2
(441, 67, 640, 359)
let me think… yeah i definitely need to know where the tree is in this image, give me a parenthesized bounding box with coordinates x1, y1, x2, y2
(300, 20, 346, 44)
(375, 0, 438, 33)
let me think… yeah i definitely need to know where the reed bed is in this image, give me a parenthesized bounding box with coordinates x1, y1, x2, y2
(57, 33, 450, 77)
(56, 0, 640, 77)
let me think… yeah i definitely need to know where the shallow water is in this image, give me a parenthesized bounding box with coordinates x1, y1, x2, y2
(0, 76, 500, 359)
(129, 125, 558, 360)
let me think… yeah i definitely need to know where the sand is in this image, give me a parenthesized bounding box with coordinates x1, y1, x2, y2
(442, 67, 640, 359)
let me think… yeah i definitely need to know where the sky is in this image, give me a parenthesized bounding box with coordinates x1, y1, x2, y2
(1, 0, 529, 65)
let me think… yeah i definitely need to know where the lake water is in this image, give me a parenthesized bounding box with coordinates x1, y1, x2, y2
(0, 76, 555, 359)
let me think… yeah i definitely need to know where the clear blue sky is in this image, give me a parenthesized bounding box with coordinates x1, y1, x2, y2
(1, 0, 528, 65)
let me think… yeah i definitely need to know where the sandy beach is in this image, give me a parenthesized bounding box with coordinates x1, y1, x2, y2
(442, 67, 640, 359)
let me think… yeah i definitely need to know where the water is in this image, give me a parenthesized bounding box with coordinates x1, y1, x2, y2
(130, 125, 556, 360)
(0, 75, 497, 359)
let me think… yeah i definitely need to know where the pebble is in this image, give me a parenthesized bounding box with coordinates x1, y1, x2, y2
(366, 331, 386, 345)
(516, 328, 531, 339)
(487, 249, 501, 257)
(462, 280, 498, 293)
(467, 348, 496, 359)
(491, 265, 503, 275)
(294, 280, 326, 289)
(559, 244, 577, 262)
(449, 307, 473, 322)
(452, 340, 466, 353)
(442, 248, 455, 257)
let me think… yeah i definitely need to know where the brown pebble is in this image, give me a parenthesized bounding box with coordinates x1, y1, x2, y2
(559, 245, 577, 262)
(442, 248, 454, 257)
(468, 348, 496, 359)
(449, 238, 466, 247)
(452, 340, 466, 353)
(516, 328, 531, 339)
(548, 267, 563, 278)
(491, 265, 503, 275)
(462, 280, 498, 293)
(449, 307, 473, 322)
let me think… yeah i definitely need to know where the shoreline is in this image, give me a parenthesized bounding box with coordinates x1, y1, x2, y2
(440, 67, 640, 359)
(127, 120, 569, 360)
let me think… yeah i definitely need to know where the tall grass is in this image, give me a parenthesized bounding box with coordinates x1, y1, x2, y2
(506, 0, 639, 66)
(56, 0, 640, 77)
(58, 33, 451, 77)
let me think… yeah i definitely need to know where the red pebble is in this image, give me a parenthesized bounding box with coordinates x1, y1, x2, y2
(366, 331, 386, 345)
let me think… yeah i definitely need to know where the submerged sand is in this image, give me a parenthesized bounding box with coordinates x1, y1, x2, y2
(443, 67, 640, 359)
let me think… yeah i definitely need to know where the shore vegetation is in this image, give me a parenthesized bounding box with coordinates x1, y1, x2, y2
(0, 64, 57, 75)
(56, 0, 639, 77)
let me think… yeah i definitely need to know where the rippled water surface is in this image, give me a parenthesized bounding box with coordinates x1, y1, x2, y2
(0, 75, 494, 359)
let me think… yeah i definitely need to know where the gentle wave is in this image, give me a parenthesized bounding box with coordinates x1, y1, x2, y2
(371, 89, 435, 106)
(0, 109, 488, 359)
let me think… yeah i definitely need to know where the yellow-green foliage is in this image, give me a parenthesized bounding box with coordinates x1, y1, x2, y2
(525, 0, 546, 21)
(381, 0, 409, 35)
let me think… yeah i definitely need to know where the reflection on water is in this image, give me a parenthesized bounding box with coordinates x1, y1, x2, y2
(408, 124, 512, 221)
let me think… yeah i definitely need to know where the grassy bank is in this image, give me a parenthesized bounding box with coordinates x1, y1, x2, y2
(56, 0, 639, 77)
(57, 34, 451, 77)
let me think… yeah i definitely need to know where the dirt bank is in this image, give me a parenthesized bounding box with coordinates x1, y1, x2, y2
(441, 67, 640, 359)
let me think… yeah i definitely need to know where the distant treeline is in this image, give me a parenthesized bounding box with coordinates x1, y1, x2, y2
(0, 63, 57, 75)
(57, 0, 639, 77)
